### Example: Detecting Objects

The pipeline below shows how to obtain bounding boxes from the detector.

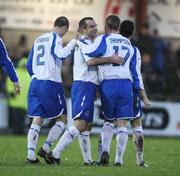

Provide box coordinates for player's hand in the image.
[142,97,150,108]
[13,82,21,95]
[74,27,82,39]
[111,54,124,64]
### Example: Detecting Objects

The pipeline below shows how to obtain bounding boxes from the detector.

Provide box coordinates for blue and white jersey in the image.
[131,46,144,90]
[80,33,135,82]
[27,32,76,83]
[0,38,18,82]
[74,37,98,84]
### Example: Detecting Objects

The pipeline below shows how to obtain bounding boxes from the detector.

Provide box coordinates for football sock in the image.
[53,126,80,159]
[78,131,92,163]
[115,127,128,164]
[101,122,114,153]
[42,121,65,152]
[133,126,144,164]
[27,124,41,160]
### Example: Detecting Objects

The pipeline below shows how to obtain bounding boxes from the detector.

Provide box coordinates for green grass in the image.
[0,135,179,176]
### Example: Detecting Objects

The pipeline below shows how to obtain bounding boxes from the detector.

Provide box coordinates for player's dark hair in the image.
[54,16,69,29]
[105,15,120,31]
[79,17,94,29]
[120,20,134,38]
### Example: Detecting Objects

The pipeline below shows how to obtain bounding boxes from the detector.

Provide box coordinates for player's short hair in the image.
[105,15,120,31]
[79,17,94,29]
[120,20,134,38]
[54,16,69,29]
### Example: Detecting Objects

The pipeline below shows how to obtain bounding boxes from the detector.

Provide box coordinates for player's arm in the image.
[78,35,124,66]
[86,54,124,66]
[0,39,20,95]
[51,33,76,60]
[26,45,34,77]
[139,89,150,108]
[130,47,144,90]
[131,47,150,108]
[79,34,108,58]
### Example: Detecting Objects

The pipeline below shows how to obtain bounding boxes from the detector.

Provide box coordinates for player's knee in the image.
[116,119,128,127]
[131,117,141,127]
[32,117,44,126]
[132,126,143,133]
[75,119,87,132]
[86,123,92,131]
[116,126,128,134]
[104,121,115,129]
[56,115,67,124]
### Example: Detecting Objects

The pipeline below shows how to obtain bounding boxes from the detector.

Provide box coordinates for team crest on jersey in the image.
[85,110,90,117]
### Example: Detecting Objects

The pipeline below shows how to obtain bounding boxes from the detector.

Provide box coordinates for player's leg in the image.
[76,81,97,165]
[114,79,133,166]
[40,115,67,153]
[78,123,94,165]
[38,115,67,162]
[114,119,128,166]
[49,119,87,163]
[130,118,148,167]
[100,121,114,160]
[27,117,43,163]
[98,80,116,165]
[36,80,68,163]
[27,79,45,164]
[96,121,114,165]
[47,81,96,164]
[131,90,148,167]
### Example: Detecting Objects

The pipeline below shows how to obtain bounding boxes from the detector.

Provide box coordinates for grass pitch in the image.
[0,135,179,176]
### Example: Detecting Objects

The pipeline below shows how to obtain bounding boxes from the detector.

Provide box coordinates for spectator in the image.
[135,22,154,58]
[6,57,30,134]
[9,34,29,67]
[151,29,167,77]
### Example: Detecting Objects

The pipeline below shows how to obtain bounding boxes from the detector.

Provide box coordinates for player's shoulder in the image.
[133,45,140,54]
[132,45,141,59]
[121,35,131,46]
[94,34,110,45]
[78,36,91,45]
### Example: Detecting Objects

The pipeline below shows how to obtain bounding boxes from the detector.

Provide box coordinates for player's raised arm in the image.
[51,33,76,61]
[78,34,108,58]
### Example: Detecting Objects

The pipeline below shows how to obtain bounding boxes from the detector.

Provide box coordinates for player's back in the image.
[99,33,134,81]
[85,33,134,82]
[30,32,63,82]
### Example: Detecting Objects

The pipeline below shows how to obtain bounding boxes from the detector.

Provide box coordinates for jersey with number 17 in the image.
[83,33,135,82]
[27,32,76,83]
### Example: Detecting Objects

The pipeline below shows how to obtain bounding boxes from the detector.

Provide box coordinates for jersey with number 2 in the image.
[27,32,75,83]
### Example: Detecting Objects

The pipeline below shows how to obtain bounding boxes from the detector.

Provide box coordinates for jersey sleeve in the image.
[81,34,109,58]
[0,38,18,82]
[51,33,76,60]
[130,47,144,90]
[26,45,34,77]
[77,39,93,62]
